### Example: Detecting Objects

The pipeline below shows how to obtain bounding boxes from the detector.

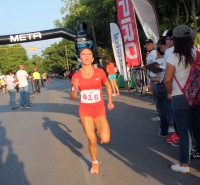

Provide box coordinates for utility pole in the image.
[65,45,69,71]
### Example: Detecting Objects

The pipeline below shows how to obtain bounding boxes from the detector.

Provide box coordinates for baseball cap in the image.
[144,39,153,44]
[162,30,168,37]
[171,24,191,39]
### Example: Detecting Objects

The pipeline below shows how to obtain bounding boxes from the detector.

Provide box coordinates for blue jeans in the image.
[19,85,30,107]
[28,79,35,94]
[8,89,16,108]
[151,81,160,117]
[171,95,200,164]
[155,83,168,135]
[167,99,174,127]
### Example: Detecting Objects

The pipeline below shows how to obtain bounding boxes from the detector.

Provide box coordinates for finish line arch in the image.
[0,22,94,57]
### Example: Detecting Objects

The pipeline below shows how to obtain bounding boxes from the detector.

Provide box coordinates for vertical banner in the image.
[116,0,142,67]
[110,23,128,81]
[130,0,160,44]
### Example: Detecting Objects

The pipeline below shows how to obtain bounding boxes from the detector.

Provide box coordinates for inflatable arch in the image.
[0,22,94,58]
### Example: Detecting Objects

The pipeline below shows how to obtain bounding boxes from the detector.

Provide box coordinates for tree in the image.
[0,45,28,74]
[41,39,78,75]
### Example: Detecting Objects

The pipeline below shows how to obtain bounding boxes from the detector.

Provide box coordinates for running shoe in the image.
[90,162,101,174]
[171,140,179,147]
[12,107,18,110]
[167,132,179,140]
[151,116,160,121]
[112,93,117,96]
[158,130,168,137]
[168,127,175,133]
[167,137,178,143]
[116,92,120,95]
[171,164,189,173]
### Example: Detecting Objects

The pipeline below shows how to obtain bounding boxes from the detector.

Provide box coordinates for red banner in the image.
[116,0,142,67]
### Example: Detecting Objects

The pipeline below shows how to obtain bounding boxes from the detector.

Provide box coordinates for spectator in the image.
[33,68,41,94]
[144,39,160,122]
[16,64,31,108]
[4,70,18,109]
[106,58,120,96]
[124,63,131,93]
[165,24,200,173]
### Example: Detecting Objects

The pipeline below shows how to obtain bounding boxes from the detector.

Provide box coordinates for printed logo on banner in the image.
[116,0,142,66]
[10,32,42,42]
[114,32,123,70]
[110,23,126,77]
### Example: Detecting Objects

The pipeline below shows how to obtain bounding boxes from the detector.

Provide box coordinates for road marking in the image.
[56,98,63,106]
[79,155,103,185]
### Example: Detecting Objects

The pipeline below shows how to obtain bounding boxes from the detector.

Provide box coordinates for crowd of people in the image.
[143,24,200,173]
[0,65,52,109]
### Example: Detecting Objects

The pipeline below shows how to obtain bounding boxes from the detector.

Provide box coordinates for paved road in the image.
[0,79,199,185]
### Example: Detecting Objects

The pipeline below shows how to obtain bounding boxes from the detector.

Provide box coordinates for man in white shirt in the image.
[16,64,31,108]
[144,39,160,121]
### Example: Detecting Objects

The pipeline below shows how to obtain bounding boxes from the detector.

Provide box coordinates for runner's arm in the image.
[104,80,112,103]
[70,78,79,100]
[70,87,78,100]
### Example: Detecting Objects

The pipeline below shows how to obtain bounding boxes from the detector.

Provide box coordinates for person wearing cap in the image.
[16,64,31,108]
[144,39,160,122]
[165,24,200,173]
[157,35,177,143]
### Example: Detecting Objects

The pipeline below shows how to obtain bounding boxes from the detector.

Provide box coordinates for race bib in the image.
[80,89,101,104]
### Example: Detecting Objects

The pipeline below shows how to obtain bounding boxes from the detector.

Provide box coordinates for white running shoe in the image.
[168,127,175,133]
[151,116,160,121]
[171,164,189,173]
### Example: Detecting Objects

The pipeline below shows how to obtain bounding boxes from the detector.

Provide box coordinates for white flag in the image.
[110,23,128,81]
[131,0,160,44]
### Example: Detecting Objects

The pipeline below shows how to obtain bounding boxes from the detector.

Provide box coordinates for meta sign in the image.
[10,32,42,43]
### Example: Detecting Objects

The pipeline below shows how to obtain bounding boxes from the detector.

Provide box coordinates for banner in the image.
[130,0,160,44]
[116,0,142,67]
[110,23,128,81]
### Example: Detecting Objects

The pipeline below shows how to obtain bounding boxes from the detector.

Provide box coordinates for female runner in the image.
[70,48,114,174]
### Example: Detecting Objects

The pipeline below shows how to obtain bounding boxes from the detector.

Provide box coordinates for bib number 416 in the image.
[81,90,101,104]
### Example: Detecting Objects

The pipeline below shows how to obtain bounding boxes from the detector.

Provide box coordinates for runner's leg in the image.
[94,116,110,144]
[113,79,119,92]
[110,79,115,94]
[81,116,97,161]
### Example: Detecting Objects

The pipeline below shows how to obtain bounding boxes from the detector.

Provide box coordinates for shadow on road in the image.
[0,121,30,185]
[98,100,200,184]
[42,117,91,169]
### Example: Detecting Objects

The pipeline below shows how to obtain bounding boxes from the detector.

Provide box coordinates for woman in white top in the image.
[4,70,18,109]
[165,24,200,173]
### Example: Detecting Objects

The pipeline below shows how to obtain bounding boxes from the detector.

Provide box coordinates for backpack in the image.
[174,50,200,106]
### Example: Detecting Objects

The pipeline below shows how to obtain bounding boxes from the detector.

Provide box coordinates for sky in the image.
[0,0,65,58]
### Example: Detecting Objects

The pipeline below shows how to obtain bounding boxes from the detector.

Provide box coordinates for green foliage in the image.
[41,39,78,75]
[0,45,28,74]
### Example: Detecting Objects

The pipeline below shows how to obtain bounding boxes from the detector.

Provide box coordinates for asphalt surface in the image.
[0,78,199,185]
